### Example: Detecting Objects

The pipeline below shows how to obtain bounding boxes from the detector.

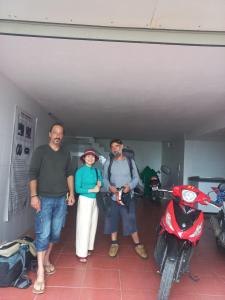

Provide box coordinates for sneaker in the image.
[108,244,119,257]
[134,244,148,259]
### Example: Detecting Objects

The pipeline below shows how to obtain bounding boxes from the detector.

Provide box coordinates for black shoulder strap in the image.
[108,156,114,183]
[94,168,98,183]
[107,156,133,183]
[127,157,133,179]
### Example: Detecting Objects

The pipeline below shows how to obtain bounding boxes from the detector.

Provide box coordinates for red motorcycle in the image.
[154,185,210,300]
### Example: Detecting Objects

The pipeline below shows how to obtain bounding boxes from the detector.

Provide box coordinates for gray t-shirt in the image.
[103,157,139,200]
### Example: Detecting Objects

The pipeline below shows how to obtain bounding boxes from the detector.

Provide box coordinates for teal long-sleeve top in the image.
[75,164,103,198]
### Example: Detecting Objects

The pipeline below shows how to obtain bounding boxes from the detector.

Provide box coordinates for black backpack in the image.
[0,237,37,289]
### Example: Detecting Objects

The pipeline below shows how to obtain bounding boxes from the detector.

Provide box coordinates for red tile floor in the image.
[1,198,225,300]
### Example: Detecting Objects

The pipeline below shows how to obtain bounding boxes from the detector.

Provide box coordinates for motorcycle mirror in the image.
[218,183,225,192]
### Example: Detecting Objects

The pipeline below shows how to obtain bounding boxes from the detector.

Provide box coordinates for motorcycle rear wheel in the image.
[157,258,176,300]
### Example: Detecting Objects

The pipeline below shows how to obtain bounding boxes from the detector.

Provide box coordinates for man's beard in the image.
[54,138,61,144]
[112,151,122,158]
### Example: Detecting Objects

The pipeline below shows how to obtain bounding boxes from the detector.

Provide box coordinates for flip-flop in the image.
[79,257,87,263]
[45,263,56,275]
[32,279,45,294]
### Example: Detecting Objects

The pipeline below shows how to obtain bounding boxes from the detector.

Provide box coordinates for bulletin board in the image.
[7,106,36,219]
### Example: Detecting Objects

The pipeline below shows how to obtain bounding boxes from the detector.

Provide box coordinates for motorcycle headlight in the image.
[165,212,174,231]
[189,224,203,238]
[182,189,197,203]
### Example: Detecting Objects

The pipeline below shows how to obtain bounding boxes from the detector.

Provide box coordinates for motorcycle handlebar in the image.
[158,189,172,193]
[158,188,212,207]
[207,202,223,212]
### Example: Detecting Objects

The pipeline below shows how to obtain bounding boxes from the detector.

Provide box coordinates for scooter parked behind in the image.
[154,185,210,300]
[210,183,225,249]
[149,174,162,202]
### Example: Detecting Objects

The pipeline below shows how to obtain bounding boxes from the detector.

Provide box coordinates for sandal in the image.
[79,257,87,263]
[32,279,45,294]
[44,263,56,275]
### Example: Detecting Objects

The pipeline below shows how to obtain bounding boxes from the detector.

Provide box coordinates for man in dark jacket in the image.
[29,123,75,294]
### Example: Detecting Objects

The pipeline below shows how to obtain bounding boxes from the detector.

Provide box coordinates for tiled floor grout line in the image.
[118,269,123,300]
[77,254,88,300]
[47,285,121,289]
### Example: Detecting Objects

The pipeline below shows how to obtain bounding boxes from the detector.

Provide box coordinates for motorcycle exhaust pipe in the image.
[210,216,221,237]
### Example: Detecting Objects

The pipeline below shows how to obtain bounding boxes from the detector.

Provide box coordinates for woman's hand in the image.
[97,180,102,188]
[89,185,100,193]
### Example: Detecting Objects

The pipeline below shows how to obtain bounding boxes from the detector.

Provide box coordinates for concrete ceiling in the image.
[0,0,225,141]
[0,34,225,140]
[1,0,225,31]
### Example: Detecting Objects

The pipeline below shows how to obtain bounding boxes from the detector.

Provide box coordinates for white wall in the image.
[183,140,225,184]
[0,73,52,243]
[96,138,162,173]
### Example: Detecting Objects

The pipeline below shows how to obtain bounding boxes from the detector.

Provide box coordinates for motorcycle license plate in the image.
[152,186,158,191]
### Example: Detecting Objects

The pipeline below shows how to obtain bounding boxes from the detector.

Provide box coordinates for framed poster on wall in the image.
[7,106,36,219]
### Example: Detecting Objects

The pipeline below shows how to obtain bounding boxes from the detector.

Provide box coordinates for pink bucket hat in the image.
[80,148,99,163]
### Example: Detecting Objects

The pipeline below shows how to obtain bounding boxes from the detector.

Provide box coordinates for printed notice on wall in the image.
[8,106,36,219]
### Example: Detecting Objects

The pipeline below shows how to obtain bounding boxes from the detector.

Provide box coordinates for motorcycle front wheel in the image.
[157,258,176,300]
[154,232,166,267]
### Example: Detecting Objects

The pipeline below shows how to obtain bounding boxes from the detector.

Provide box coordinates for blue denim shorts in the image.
[104,197,137,236]
[35,196,67,251]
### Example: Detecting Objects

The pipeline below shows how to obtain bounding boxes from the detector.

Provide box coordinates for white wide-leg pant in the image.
[76,195,99,258]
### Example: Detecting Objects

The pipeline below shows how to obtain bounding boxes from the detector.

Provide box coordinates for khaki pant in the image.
[76,195,98,258]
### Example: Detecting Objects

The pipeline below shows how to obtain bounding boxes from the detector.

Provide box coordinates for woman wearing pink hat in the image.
[75,149,103,262]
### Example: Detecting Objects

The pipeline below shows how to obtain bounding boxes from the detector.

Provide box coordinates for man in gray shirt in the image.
[29,123,75,294]
[103,139,148,259]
